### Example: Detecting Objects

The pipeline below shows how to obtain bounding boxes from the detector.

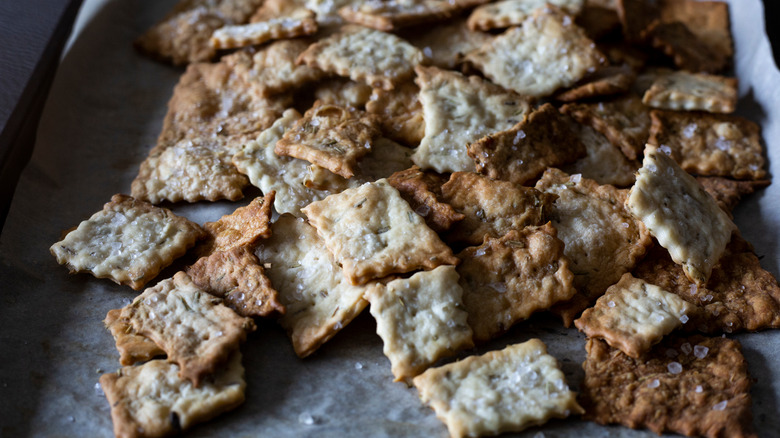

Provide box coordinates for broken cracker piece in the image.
[561,120,638,187]
[659,0,733,62]
[105,308,166,366]
[312,78,374,109]
[339,0,490,31]
[555,64,636,102]
[50,194,204,290]
[210,10,317,50]
[365,81,425,147]
[467,0,584,31]
[200,193,275,255]
[413,339,583,438]
[387,166,464,233]
[402,17,492,70]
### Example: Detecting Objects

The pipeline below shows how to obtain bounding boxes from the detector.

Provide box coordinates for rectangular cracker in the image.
[413,339,584,438]
[210,10,317,50]
[100,351,245,438]
[119,272,256,386]
[50,194,204,290]
[642,71,737,113]
[457,224,576,342]
[401,17,492,70]
[440,172,556,246]
[627,149,737,285]
[645,20,727,74]
[580,336,755,438]
[468,103,586,185]
[302,179,459,285]
[255,214,371,357]
[467,0,584,31]
[647,110,766,180]
[365,265,473,383]
[411,66,532,174]
[574,273,694,358]
[465,6,605,98]
[339,0,490,31]
[387,166,464,233]
[561,120,638,187]
[104,308,165,366]
[297,24,424,90]
[659,0,733,61]
[365,81,425,147]
[200,193,274,255]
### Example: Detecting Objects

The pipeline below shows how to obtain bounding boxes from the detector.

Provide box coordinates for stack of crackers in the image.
[49,0,779,436]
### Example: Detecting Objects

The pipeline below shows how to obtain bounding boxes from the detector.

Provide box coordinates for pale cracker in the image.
[365,265,473,383]
[104,308,165,366]
[210,10,317,50]
[561,121,638,187]
[402,17,492,70]
[554,64,636,102]
[134,5,225,66]
[627,149,737,286]
[440,172,556,246]
[50,194,204,290]
[411,65,531,174]
[465,7,605,98]
[387,166,464,233]
[100,351,245,438]
[275,101,381,179]
[250,0,313,22]
[302,179,459,285]
[339,0,490,31]
[365,81,425,146]
[312,78,374,109]
[468,103,587,185]
[457,224,577,342]
[467,0,584,31]
[119,272,256,386]
[303,0,356,25]
[200,193,274,255]
[574,273,694,358]
[256,214,371,357]
[413,339,584,438]
[297,24,424,90]
[647,110,766,180]
[186,247,285,318]
[642,71,737,113]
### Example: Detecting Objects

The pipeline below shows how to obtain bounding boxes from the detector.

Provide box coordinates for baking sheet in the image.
[0,0,778,436]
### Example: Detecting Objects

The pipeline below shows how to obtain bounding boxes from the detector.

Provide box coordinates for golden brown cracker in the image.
[386,166,464,233]
[134,6,222,66]
[201,193,274,255]
[561,121,638,187]
[467,0,584,31]
[659,0,733,61]
[696,176,770,214]
[555,64,636,102]
[615,0,659,43]
[645,20,727,73]
[210,9,317,50]
[104,308,166,366]
[365,81,425,147]
[576,4,621,40]
[642,71,737,113]
[312,78,374,109]
[339,0,490,31]
[402,17,492,70]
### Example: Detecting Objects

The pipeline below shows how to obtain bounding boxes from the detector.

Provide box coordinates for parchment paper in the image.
[0,1,778,436]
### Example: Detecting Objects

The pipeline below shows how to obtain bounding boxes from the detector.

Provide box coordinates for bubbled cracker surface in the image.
[105,309,165,367]
[210,10,317,50]
[467,0,584,31]
[642,71,737,113]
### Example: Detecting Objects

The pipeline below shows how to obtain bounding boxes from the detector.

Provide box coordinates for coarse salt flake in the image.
[647,379,660,388]
[713,400,728,411]
[667,361,683,374]
[693,345,709,359]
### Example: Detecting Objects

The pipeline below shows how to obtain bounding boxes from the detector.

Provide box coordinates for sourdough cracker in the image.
[561,121,638,187]
[365,81,425,146]
[312,78,374,108]
[645,20,727,74]
[119,272,256,386]
[659,0,733,61]
[467,0,584,31]
[642,71,737,113]
[105,309,165,366]
[696,176,770,214]
[457,224,576,342]
[413,339,583,438]
[256,214,371,357]
[302,179,458,285]
[366,266,473,383]
[210,9,317,50]
[402,17,492,70]
[387,166,464,233]
[576,3,621,40]
[339,0,490,31]
[200,193,274,254]
[554,64,636,102]
[411,66,531,173]
[100,351,246,438]
[615,0,659,43]
[50,194,204,290]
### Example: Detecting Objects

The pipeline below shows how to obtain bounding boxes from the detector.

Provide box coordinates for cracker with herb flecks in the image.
[411,66,532,174]
[297,24,424,90]
[468,103,586,185]
[339,0,490,31]
[467,0,584,31]
[105,309,166,366]
[644,20,727,74]
[365,81,424,146]
[465,6,605,98]
[561,93,650,160]
[555,64,636,102]
[387,166,464,233]
[187,247,285,318]
[119,272,256,386]
[210,9,317,50]
[535,169,652,325]
[50,194,204,290]
[696,177,770,214]
[100,351,246,438]
[302,179,459,285]
[628,149,737,286]
[561,121,638,187]
[366,265,473,383]
[659,0,733,61]
[256,214,372,357]
[402,17,492,70]
[574,273,694,358]
[441,172,556,246]
[580,336,755,438]
[413,339,584,438]
[647,110,765,180]
[312,78,374,109]
[275,101,381,179]
[457,224,576,342]
[200,193,274,255]
[642,71,737,113]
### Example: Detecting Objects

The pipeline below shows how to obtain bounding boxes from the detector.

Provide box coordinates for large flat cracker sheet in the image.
[0,0,778,436]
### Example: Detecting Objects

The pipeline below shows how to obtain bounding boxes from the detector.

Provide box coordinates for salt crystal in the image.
[355,362,363,370]
[693,345,709,359]
[680,343,692,355]
[607,301,616,308]
[94,382,104,397]
[702,293,713,302]
[690,283,698,295]
[334,321,343,330]
[647,379,660,388]
[68,416,75,422]
[646,163,658,173]
[423,46,433,58]
[298,412,316,425]
[658,144,672,155]
[513,130,526,145]
[667,361,683,374]
[682,123,697,138]
[679,314,689,324]
[570,174,582,183]
[695,385,703,393]
[713,400,728,411]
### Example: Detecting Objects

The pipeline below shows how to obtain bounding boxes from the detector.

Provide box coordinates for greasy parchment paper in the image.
[0,1,778,436]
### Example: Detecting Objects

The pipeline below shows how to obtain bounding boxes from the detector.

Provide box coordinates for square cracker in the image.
[467,0,584,31]
[659,0,733,60]
[200,193,274,255]
[50,194,204,290]
[297,24,424,90]
[696,176,770,214]
[100,351,246,438]
[210,9,318,50]
[440,172,556,246]
[535,169,652,324]
[387,166,464,233]
[457,224,576,342]
[365,265,473,383]
[627,149,737,286]
[339,0,490,31]
[413,338,584,438]
[647,110,766,180]
[561,120,638,187]
[465,6,605,98]
[119,272,256,386]
[104,308,165,366]
[186,247,285,318]
[302,179,459,285]
[255,214,372,358]
[641,71,737,113]
[574,273,694,358]
[365,81,425,147]
[274,101,382,179]
[468,103,586,185]
[580,336,756,438]
[401,17,492,70]
[644,20,727,74]
[411,66,532,174]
